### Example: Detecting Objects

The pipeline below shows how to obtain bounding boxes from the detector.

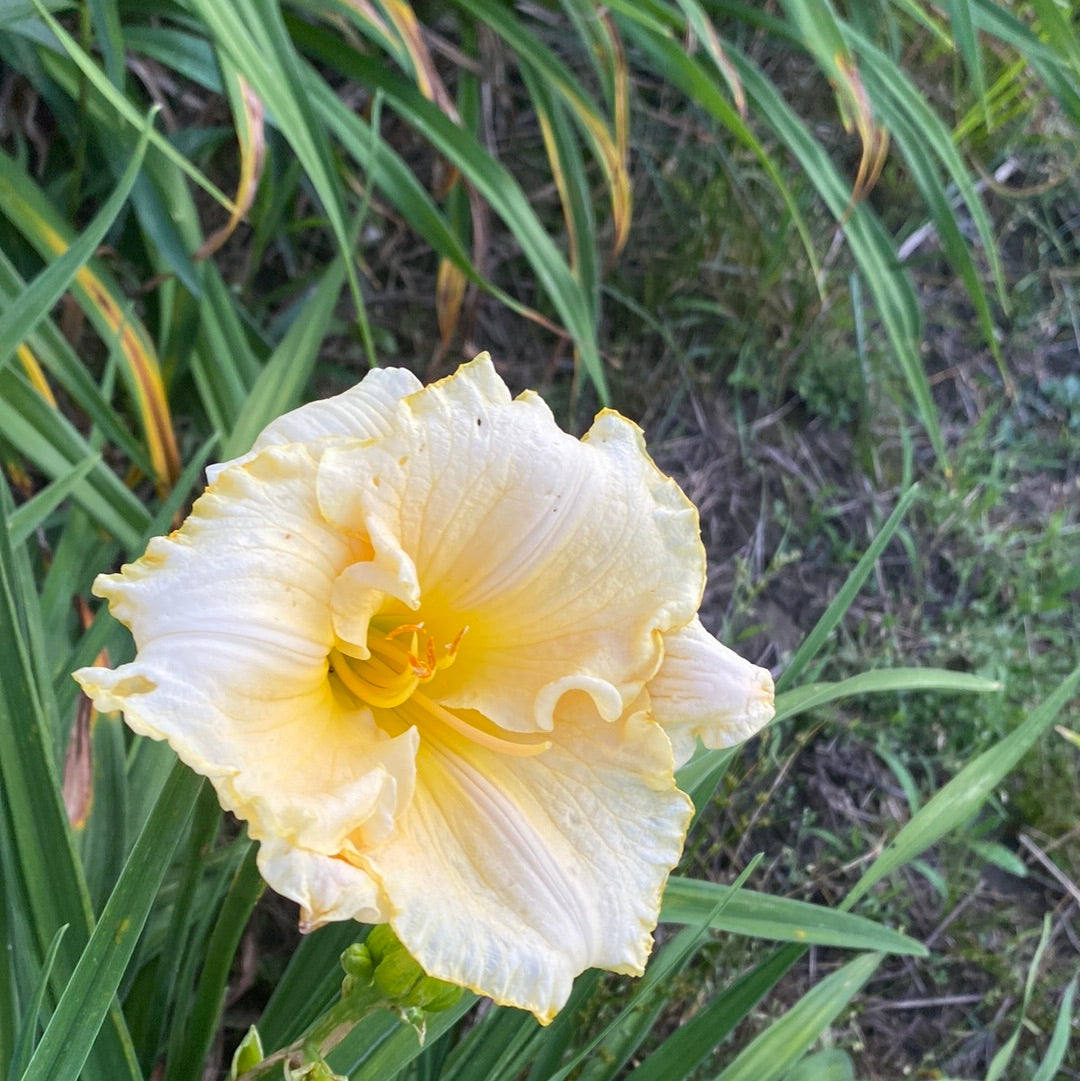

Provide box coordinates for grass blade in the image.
[846,663,1080,907]
[625,945,804,1081]
[612,6,823,293]
[970,0,1080,126]
[184,0,366,340]
[221,255,347,459]
[167,843,263,1081]
[722,43,944,469]
[520,63,600,318]
[1029,0,1080,73]
[0,367,148,550]
[290,17,606,399]
[18,762,202,1081]
[1031,976,1077,1081]
[0,149,180,488]
[0,476,141,1081]
[714,952,882,1081]
[0,248,153,476]
[849,28,1009,382]
[774,668,1001,722]
[452,0,631,257]
[678,745,739,826]
[777,485,918,691]
[677,665,997,828]
[946,0,988,125]
[6,925,66,1080]
[661,878,926,955]
[194,58,266,260]
[328,995,477,1079]
[985,915,1052,1081]
[0,110,152,372]
[7,455,100,546]
[542,862,766,1081]
[30,0,232,208]
[256,923,366,1052]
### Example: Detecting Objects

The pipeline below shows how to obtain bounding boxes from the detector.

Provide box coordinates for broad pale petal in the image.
[316,355,706,732]
[206,366,422,483]
[251,367,422,448]
[258,839,390,930]
[361,702,692,1023]
[74,443,418,853]
[649,619,775,769]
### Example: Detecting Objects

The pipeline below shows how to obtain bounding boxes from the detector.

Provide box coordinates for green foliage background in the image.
[0,1,1077,1079]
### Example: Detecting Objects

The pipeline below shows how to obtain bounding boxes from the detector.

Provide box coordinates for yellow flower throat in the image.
[330,622,549,758]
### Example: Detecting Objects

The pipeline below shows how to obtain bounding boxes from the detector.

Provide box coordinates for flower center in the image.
[332,623,463,709]
[330,622,550,758]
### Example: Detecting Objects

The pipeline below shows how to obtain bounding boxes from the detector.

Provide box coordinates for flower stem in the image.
[235,984,385,1081]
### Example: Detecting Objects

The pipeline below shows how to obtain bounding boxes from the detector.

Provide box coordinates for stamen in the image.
[437,625,469,671]
[333,620,546,758]
[330,648,417,709]
[407,692,551,758]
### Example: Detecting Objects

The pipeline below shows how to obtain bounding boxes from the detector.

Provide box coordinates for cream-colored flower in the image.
[75,355,774,1023]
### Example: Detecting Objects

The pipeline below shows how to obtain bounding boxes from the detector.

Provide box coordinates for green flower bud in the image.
[413,974,464,1013]
[229,1025,264,1079]
[372,947,425,1001]
[354,924,464,1013]
[340,943,373,982]
[364,924,400,964]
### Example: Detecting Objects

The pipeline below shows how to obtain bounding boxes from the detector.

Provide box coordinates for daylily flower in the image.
[75,355,774,1023]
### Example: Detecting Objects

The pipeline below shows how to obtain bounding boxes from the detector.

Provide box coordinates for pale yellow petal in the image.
[206,366,421,483]
[360,700,692,1023]
[74,442,418,854]
[316,355,706,733]
[649,618,775,769]
[257,839,390,931]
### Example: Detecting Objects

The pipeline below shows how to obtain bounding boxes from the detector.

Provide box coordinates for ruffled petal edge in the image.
[649,618,775,769]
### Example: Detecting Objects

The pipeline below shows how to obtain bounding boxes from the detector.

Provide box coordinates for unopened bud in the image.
[413,974,463,1013]
[372,946,424,1001]
[339,942,373,994]
[364,924,399,964]
[363,924,463,1012]
[229,1025,264,1078]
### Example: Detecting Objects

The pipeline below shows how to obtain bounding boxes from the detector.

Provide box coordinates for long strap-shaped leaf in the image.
[0,148,180,489]
[182,0,369,352]
[221,254,349,460]
[0,249,154,477]
[773,666,1001,722]
[604,3,823,295]
[660,878,925,955]
[17,763,202,1081]
[624,944,804,1081]
[0,110,153,373]
[451,0,632,257]
[845,661,1080,908]
[0,367,149,551]
[290,17,606,400]
[611,1,943,469]
[29,0,233,209]
[713,952,882,1081]
[0,479,142,1081]
[778,484,919,691]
